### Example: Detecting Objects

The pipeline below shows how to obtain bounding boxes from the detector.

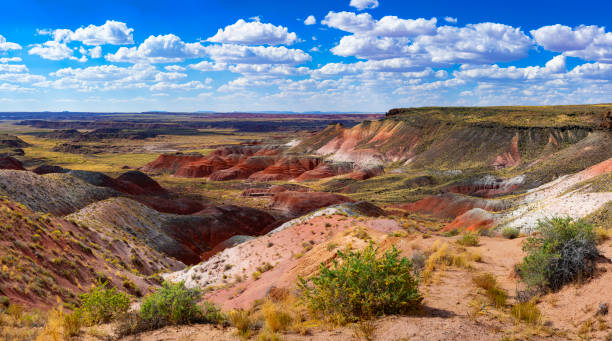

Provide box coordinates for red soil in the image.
[140,153,203,174]
[248,157,322,181]
[209,156,276,181]
[0,156,25,170]
[295,162,354,181]
[347,165,385,180]
[492,133,521,169]
[143,147,354,182]
[269,191,355,216]
[398,193,507,219]
[443,208,497,231]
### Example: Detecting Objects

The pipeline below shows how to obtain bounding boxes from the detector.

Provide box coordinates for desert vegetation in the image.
[518,217,601,293]
[298,244,422,324]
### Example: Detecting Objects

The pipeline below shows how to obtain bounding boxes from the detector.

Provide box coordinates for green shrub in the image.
[79,280,130,325]
[140,281,211,327]
[116,281,222,336]
[457,233,479,246]
[519,217,600,291]
[443,229,459,237]
[501,227,520,239]
[299,244,422,324]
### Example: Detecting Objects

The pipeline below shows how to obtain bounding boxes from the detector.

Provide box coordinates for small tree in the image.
[299,244,422,324]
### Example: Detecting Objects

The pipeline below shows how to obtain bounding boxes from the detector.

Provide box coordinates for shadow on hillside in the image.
[418,305,456,318]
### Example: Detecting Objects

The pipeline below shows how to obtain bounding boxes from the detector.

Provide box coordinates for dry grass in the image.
[511,299,541,325]
[422,241,472,284]
[262,301,293,332]
[228,309,254,339]
[472,273,507,308]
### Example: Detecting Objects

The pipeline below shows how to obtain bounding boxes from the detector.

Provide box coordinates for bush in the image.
[502,227,520,239]
[79,280,130,325]
[457,233,479,246]
[299,244,422,324]
[140,281,216,327]
[116,281,222,336]
[518,217,600,291]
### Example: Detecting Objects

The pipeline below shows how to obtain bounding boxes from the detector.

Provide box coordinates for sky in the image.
[0,0,611,112]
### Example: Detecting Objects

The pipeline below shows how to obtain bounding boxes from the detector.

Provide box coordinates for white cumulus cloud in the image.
[349,0,379,10]
[203,44,311,64]
[207,19,298,45]
[323,12,437,37]
[531,24,612,63]
[105,34,206,63]
[0,57,22,63]
[29,41,79,61]
[40,20,134,46]
[444,17,457,23]
[0,34,22,52]
[304,15,316,25]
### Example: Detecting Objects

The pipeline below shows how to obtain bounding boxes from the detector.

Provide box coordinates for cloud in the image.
[304,15,316,25]
[349,0,379,10]
[0,83,34,92]
[105,34,206,63]
[51,64,158,82]
[531,24,612,63]
[203,44,311,64]
[312,58,432,77]
[40,20,134,46]
[323,12,437,37]
[0,73,46,83]
[567,62,612,79]
[80,46,102,59]
[150,81,209,91]
[331,35,416,60]
[189,60,227,72]
[228,64,309,76]
[0,64,29,73]
[453,55,567,81]
[418,23,532,64]
[0,34,22,52]
[0,57,22,63]
[207,19,299,45]
[444,17,457,23]
[28,41,80,61]
[165,65,186,72]
[154,71,187,81]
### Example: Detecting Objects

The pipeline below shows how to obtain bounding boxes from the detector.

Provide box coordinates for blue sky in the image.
[0,0,611,112]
